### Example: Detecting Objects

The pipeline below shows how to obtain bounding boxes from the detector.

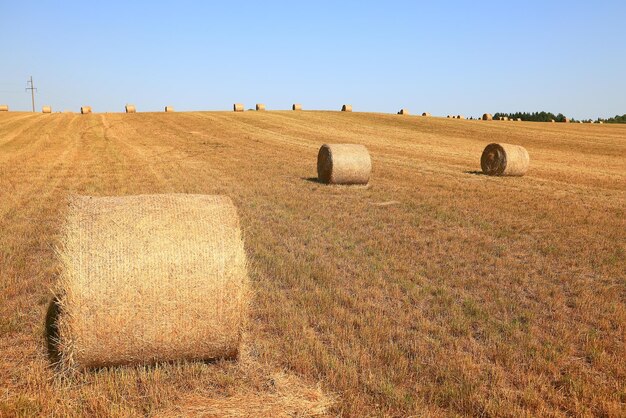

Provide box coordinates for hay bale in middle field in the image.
[233,103,244,112]
[457,115,466,120]
[42,106,52,114]
[292,104,302,111]
[342,104,352,112]
[481,143,529,176]
[317,144,371,185]
[482,113,493,120]
[125,104,136,113]
[80,106,92,114]
[51,194,249,370]
[0,105,8,112]
[256,103,266,111]
[165,106,174,112]
[422,112,431,117]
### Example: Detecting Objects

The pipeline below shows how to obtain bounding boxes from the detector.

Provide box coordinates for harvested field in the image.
[0,110,624,417]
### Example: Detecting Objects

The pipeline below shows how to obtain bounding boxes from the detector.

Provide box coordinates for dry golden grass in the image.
[0,111,624,417]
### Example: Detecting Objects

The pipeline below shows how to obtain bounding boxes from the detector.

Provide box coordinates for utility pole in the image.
[26,76,36,112]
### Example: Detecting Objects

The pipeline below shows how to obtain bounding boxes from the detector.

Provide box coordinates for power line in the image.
[26,76,37,112]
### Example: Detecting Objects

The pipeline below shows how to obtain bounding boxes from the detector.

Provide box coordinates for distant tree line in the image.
[493,111,568,122]
[492,111,626,123]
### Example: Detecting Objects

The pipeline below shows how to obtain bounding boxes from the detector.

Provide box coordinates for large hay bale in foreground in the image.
[80,106,92,114]
[317,144,371,185]
[233,103,244,112]
[482,113,493,121]
[342,104,352,112]
[480,143,529,176]
[125,104,136,113]
[256,103,266,111]
[292,104,302,111]
[42,106,52,114]
[0,105,8,112]
[53,194,249,370]
[165,106,174,112]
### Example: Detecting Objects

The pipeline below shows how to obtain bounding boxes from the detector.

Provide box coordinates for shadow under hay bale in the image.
[480,143,529,176]
[53,194,249,371]
[45,297,61,365]
[317,144,371,185]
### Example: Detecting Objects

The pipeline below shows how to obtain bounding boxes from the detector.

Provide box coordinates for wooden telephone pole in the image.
[26,76,36,112]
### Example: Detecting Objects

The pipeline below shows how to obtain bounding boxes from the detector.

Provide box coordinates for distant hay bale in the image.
[516,118,522,121]
[550,119,555,123]
[398,109,409,115]
[292,104,302,111]
[51,194,249,370]
[165,106,174,112]
[0,105,8,112]
[422,112,431,117]
[80,106,92,114]
[457,115,465,120]
[233,103,244,112]
[447,115,451,118]
[480,143,529,176]
[125,104,136,113]
[317,144,371,185]
[42,106,52,114]
[482,113,493,121]
[599,121,603,124]
[341,104,352,112]
[255,103,266,111]
[563,117,570,123]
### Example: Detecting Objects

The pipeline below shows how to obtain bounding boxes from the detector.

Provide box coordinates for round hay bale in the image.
[341,104,352,112]
[563,117,570,123]
[292,104,302,111]
[0,105,8,112]
[599,121,603,124]
[125,104,136,113]
[42,106,52,114]
[550,119,555,123]
[422,112,431,117]
[256,103,266,111]
[80,106,92,114]
[317,144,371,185]
[52,194,249,370]
[457,115,465,120]
[480,143,529,176]
[446,115,451,118]
[516,118,522,121]
[165,106,174,112]
[399,108,409,115]
[482,113,493,121]
[233,103,244,112]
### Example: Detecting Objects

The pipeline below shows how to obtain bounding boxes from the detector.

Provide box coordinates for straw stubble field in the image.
[0,111,624,417]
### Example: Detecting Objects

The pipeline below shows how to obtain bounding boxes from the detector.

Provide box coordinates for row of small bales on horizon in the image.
[0,102,597,181]
[0,103,604,124]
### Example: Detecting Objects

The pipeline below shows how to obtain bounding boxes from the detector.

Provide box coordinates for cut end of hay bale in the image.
[341,104,352,112]
[164,106,174,112]
[42,106,52,114]
[292,104,302,111]
[480,143,529,176]
[317,144,371,185]
[482,113,493,121]
[233,103,244,112]
[0,105,8,112]
[52,194,250,371]
[125,104,136,113]
[255,103,266,111]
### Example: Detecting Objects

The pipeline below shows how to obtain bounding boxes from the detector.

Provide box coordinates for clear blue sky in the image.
[1,1,625,119]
